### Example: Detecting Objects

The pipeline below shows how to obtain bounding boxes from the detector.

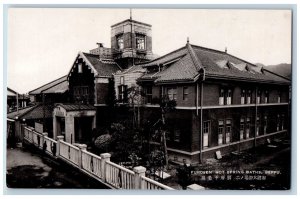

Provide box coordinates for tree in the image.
[110,123,140,163]
[152,95,177,168]
[126,85,144,129]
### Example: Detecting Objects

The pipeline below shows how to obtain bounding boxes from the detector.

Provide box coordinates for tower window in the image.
[117,35,124,50]
[136,34,146,50]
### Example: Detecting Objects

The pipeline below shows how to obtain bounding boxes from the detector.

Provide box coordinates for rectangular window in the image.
[257,90,261,104]
[78,63,82,73]
[226,89,232,105]
[218,120,224,145]
[281,114,285,130]
[219,89,225,105]
[145,86,152,104]
[203,121,210,148]
[225,119,232,143]
[241,89,245,104]
[278,91,281,103]
[246,117,251,139]
[256,117,260,136]
[263,116,267,134]
[118,85,128,103]
[277,114,280,131]
[167,87,177,101]
[265,91,269,103]
[247,90,252,104]
[120,76,125,85]
[136,34,146,50]
[183,87,188,101]
[174,130,180,142]
[240,118,245,140]
[117,35,124,50]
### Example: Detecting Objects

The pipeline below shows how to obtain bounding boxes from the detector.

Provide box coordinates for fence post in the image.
[77,144,87,169]
[133,166,146,189]
[41,132,48,149]
[21,124,25,142]
[100,153,111,182]
[56,135,64,157]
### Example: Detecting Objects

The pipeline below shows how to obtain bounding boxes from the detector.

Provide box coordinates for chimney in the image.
[225,47,227,53]
[97,43,104,48]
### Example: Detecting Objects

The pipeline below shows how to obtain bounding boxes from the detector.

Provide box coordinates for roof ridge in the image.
[262,68,291,81]
[136,46,187,66]
[186,43,202,71]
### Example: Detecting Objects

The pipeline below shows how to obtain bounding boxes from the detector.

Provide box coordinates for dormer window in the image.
[136,34,146,50]
[117,35,124,50]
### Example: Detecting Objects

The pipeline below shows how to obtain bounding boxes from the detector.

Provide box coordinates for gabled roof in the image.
[138,43,290,85]
[82,53,121,77]
[67,52,121,79]
[29,75,68,95]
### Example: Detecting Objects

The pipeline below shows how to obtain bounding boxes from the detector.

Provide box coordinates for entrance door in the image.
[75,116,93,144]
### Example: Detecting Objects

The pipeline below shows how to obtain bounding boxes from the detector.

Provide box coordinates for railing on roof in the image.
[21,124,174,190]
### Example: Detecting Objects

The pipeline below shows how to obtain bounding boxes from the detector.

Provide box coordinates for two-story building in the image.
[135,41,290,164]
[25,17,291,164]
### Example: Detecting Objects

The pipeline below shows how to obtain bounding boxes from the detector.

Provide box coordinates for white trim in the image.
[178,103,288,110]
[94,104,107,107]
[151,130,287,156]
[95,77,109,84]
[144,104,160,108]
[79,52,99,76]
[7,118,15,122]
[202,130,287,152]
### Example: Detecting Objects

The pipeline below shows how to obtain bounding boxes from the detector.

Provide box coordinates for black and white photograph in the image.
[5,7,293,192]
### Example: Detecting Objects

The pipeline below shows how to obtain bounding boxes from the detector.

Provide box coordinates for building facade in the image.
[24,17,290,164]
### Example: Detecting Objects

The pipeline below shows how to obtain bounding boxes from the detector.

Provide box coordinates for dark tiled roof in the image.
[138,43,290,85]
[192,45,290,84]
[138,47,187,68]
[22,104,54,119]
[7,87,17,96]
[29,76,68,95]
[82,53,121,77]
[154,53,199,83]
[7,104,53,120]
[57,103,96,111]
[7,106,36,119]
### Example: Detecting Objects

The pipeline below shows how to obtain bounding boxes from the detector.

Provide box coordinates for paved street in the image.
[6,146,109,189]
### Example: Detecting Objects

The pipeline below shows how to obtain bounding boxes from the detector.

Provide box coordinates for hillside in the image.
[256,63,291,79]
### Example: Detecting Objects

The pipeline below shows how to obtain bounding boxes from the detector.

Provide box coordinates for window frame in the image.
[183,86,189,101]
[136,34,146,50]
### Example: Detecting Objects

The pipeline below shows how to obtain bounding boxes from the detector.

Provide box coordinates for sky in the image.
[7,8,292,94]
